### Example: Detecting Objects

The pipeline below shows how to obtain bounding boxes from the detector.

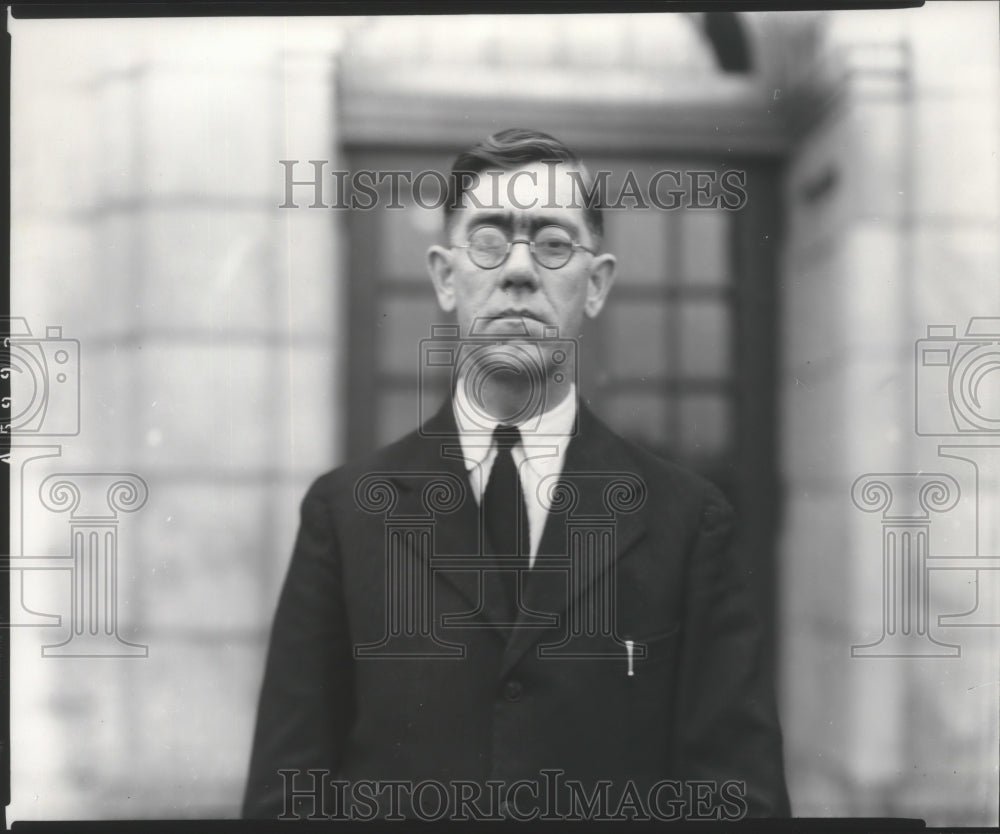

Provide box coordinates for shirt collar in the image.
[452,380,578,472]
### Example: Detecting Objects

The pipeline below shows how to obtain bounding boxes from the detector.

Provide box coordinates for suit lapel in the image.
[503,405,647,675]
[380,402,480,613]
[380,400,649,662]
[383,400,514,639]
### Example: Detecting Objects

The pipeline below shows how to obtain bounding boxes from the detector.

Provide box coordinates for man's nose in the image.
[499,239,539,289]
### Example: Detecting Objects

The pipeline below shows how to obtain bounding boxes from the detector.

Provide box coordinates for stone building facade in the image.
[9,7,998,823]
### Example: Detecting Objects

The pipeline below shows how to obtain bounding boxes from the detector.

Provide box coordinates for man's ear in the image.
[427,244,456,313]
[584,253,617,319]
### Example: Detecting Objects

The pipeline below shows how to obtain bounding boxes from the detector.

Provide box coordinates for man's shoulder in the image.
[579,408,733,532]
[300,424,444,506]
[615,429,725,502]
[301,406,731,529]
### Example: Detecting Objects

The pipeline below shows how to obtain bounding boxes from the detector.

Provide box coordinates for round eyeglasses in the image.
[455,225,596,270]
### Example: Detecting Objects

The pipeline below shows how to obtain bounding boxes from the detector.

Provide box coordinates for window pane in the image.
[678,300,730,379]
[678,394,730,456]
[604,207,670,287]
[604,391,669,448]
[378,388,430,446]
[379,193,441,282]
[605,300,670,379]
[679,209,730,286]
[376,295,443,376]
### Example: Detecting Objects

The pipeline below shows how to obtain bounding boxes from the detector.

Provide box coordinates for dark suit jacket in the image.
[243,401,789,819]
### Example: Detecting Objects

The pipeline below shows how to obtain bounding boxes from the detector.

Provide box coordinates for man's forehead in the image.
[459,161,588,222]
[464,161,583,199]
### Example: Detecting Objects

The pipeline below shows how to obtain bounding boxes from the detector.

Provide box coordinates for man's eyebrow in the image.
[463,211,582,236]
[465,211,513,229]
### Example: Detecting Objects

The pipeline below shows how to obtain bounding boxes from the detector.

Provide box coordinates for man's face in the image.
[427,162,617,347]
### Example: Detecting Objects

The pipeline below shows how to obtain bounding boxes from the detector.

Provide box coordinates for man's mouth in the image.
[492,310,544,323]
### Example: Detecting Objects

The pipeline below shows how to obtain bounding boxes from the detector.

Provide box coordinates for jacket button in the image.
[503,681,523,702]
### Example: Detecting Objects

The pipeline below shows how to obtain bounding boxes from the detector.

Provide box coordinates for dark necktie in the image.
[484,424,530,609]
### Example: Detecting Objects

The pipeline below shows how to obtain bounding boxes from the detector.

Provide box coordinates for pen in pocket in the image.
[625,639,634,677]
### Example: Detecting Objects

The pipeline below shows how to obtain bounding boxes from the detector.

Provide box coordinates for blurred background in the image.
[9,5,999,824]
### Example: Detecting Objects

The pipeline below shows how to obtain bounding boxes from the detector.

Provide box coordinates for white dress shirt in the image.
[452,382,577,568]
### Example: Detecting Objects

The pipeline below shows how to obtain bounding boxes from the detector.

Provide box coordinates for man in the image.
[244,128,789,820]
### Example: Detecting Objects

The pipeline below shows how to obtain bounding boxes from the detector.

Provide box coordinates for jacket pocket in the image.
[626,623,681,674]
[621,624,681,763]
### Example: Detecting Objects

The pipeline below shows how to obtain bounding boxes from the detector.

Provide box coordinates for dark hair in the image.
[443,128,604,244]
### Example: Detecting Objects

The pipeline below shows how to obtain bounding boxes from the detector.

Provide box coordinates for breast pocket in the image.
[627,624,681,675]
[621,624,681,763]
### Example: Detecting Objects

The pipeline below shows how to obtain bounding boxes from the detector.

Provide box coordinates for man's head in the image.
[442,128,605,248]
[427,128,617,349]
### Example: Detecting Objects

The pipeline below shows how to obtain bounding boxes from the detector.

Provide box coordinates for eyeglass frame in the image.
[452,224,598,270]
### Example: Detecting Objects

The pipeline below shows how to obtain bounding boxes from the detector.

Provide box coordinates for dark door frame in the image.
[338,82,787,669]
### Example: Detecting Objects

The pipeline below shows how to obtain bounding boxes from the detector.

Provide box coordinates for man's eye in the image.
[535,236,572,253]
[472,234,506,253]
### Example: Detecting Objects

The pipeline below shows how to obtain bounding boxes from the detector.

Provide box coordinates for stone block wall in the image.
[776,4,999,824]
[10,18,350,818]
